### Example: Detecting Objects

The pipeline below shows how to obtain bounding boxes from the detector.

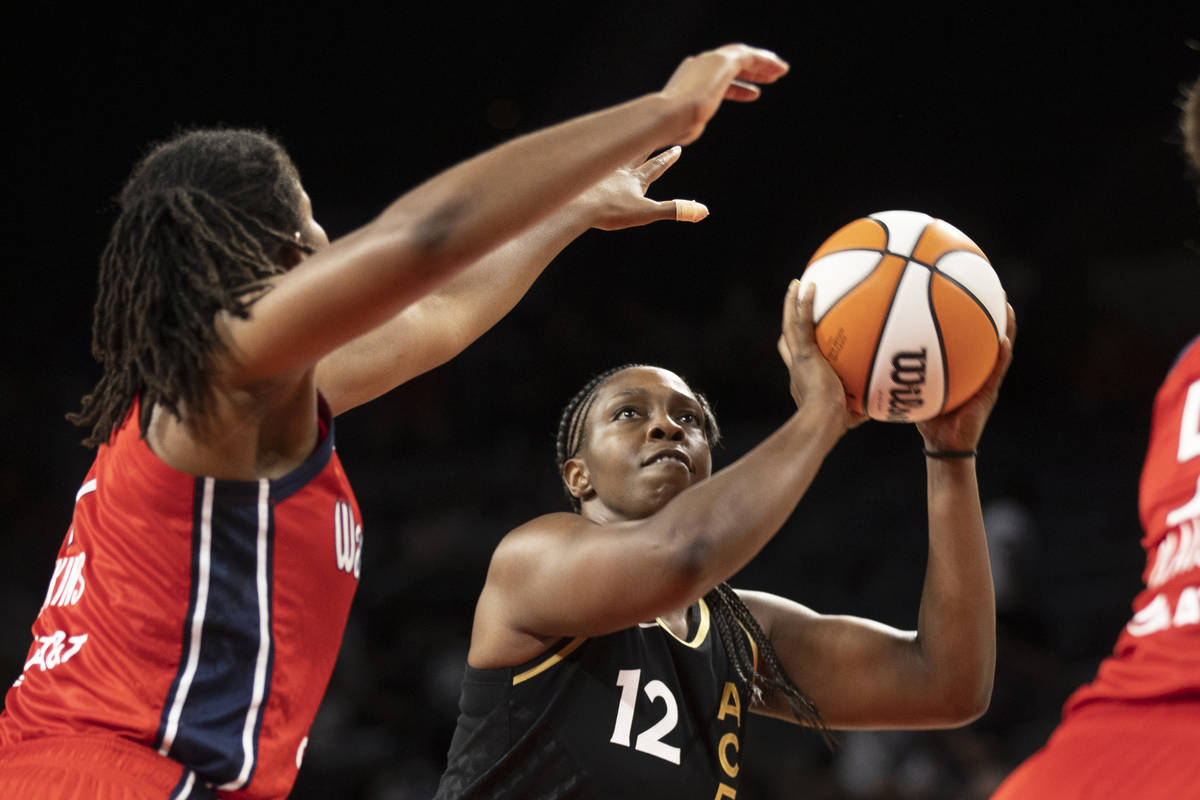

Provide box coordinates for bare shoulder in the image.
[487,512,593,579]
[470,512,592,668]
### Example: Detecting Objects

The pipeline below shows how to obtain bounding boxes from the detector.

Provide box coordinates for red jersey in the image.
[1065,334,1200,712]
[0,397,364,799]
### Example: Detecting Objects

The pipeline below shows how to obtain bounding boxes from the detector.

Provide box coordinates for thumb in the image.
[673,199,709,223]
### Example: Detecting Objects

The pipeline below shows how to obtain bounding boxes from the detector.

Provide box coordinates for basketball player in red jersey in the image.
[435,282,1016,798]
[0,44,790,800]
[990,76,1200,800]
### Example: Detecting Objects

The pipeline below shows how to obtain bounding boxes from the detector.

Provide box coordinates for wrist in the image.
[923,448,977,460]
[648,90,702,145]
[791,402,847,450]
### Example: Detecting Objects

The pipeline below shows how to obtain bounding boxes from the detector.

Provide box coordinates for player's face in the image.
[573,367,713,521]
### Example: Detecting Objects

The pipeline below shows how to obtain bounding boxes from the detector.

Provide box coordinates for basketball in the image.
[797,210,1006,423]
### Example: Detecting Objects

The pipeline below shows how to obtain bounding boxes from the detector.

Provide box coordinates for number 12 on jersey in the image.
[610,669,682,765]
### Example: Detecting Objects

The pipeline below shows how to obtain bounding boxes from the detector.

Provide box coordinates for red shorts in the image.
[0,735,214,799]
[991,700,1200,799]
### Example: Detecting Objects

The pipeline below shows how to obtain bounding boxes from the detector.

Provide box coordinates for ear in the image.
[562,458,594,501]
[274,241,305,270]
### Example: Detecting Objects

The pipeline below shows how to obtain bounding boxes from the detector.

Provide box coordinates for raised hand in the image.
[577,146,709,231]
[917,302,1017,452]
[660,44,790,145]
[778,280,866,431]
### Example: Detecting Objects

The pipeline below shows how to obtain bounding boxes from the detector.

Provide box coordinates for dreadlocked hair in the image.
[68,129,309,447]
[553,366,835,746]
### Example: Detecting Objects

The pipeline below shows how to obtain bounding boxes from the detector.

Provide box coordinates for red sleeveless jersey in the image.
[1065,335,1200,712]
[0,397,364,799]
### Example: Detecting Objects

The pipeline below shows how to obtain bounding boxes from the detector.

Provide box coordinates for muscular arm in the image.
[486,405,846,639]
[315,149,694,416]
[741,306,1016,730]
[214,45,787,395]
[471,282,857,666]
[739,457,994,729]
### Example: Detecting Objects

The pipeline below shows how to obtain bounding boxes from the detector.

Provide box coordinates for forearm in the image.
[316,206,590,414]
[223,95,687,386]
[426,200,592,349]
[377,93,684,271]
[913,455,995,720]
[656,406,845,594]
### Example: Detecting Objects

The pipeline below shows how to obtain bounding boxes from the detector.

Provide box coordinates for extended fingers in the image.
[724,79,762,103]
[715,43,790,84]
[993,303,1017,379]
[637,146,682,186]
[781,280,815,360]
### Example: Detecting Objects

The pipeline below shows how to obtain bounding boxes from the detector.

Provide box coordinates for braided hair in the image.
[554,366,834,745]
[68,129,311,447]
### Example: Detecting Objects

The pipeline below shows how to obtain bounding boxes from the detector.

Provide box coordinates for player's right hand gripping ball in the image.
[797,210,1006,422]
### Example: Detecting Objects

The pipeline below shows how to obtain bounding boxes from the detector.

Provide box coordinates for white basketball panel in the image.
[866,262,946,422]
[868,210,932,258]
[798,250,884,322]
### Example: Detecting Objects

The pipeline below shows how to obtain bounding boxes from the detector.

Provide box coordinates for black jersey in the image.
[435,598,752,799]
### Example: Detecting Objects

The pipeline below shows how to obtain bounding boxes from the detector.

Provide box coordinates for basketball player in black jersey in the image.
[435,283,1016,798]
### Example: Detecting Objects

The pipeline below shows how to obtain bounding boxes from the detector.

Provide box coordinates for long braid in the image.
[68,129,307,447]
[554,366,831,743]
[705,582,836,748]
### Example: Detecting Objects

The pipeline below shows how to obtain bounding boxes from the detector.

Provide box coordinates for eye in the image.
[613,406,641,420]
[676,410,702,426]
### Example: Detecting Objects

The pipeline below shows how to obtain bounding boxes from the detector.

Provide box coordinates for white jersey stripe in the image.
[171,770,196,799]
[75,478,97,503]
[159,477,215,757]
[223,479,273,790]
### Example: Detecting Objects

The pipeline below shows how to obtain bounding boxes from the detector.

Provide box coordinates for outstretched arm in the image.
[215,45,786,394]
[316,148,705,415]
[741,304,1016,730]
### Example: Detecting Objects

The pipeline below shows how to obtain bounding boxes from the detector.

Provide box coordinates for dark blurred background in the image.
[4,4,1199,798]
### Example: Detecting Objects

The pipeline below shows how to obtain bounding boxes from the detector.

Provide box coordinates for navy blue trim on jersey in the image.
[153,474,277,790]
[169,767,218,799]
[155,476,276,787]
[273,395,336,503]
[151,393,338,790]
[1170,335,1200,372]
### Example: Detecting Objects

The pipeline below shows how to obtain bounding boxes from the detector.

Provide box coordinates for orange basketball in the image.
[797,210,1006,422]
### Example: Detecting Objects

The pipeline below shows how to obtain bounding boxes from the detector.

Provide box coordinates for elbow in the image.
[408,196,472,262]
[946,680,993,727]
[372,196,476,287]
[929,669,994,728]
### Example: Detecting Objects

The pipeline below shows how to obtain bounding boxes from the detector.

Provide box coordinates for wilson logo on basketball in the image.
[886,349,928,421]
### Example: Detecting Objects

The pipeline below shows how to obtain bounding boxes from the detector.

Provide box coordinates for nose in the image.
[648,411,684,441]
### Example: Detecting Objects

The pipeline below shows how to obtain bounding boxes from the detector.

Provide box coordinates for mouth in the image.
[641,449,693,472]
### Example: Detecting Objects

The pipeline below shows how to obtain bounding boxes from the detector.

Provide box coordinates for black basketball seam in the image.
[807,249,886,329]
[862,258,909,418]
[929,253,1001,339]
[926,270,950,418]
[903,222,950,420]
